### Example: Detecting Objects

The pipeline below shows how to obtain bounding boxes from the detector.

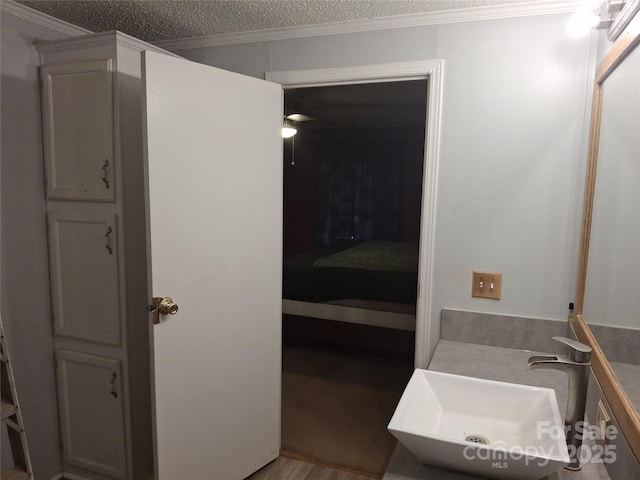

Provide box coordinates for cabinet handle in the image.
[101,159,110,189]
[104,226,113,255]
[110,371,118,398]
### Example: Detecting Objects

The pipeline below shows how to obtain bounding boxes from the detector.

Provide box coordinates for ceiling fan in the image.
[281,112,316,166]
[284,113,314,122]
[281,112,315,138]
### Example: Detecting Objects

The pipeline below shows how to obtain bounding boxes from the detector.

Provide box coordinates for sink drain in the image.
[465,434,489,445]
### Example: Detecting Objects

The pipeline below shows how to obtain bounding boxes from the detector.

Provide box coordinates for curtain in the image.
[313,137,404,246]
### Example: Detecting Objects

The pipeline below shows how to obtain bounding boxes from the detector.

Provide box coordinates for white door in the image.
[142,51,283,480]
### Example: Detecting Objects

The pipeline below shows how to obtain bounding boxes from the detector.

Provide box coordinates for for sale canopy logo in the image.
[462,421,618,469]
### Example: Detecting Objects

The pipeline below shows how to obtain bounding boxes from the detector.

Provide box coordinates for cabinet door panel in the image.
[57,350,127,478]
[48,210,121,345]
[41,60,115,201]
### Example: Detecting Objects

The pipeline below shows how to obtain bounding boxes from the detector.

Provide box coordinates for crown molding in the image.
[153,0,585,51]
[3,0,587,52]
[34,30,178,58]
[1,0,91,37]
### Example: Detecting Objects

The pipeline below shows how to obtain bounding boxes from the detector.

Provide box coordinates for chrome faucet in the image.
[528,336,592,471]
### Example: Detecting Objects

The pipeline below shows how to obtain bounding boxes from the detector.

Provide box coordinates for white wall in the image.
[430,15,593,355]
[0,8,85,479]
[177,12,595,361]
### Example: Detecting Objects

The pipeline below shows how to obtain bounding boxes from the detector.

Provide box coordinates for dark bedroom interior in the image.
[280,79,429,476]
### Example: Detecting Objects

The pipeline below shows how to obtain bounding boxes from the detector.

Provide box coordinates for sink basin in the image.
[388,370,570,479]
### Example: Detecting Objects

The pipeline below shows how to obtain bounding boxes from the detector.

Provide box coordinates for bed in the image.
[282,241,418,331]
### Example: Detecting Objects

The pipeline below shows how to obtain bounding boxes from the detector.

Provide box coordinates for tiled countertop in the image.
[382,340,611,480]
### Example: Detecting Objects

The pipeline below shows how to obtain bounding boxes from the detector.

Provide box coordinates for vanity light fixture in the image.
[567,0,629,37]
[596,0,626,29]
[567,9,601,37]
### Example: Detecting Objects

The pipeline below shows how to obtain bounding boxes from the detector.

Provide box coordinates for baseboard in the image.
[283,299,416,331]
[51,470,154,479]
[60,473,91,480]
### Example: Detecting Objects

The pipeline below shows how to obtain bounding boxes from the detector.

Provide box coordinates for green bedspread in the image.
[313,241,418,272]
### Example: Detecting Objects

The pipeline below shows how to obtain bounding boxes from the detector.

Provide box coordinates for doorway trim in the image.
[267,60,444,368]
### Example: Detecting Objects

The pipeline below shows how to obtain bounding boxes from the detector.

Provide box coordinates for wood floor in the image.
[247,341,413,480]
[281,343,412,476]
[247,455,377,480]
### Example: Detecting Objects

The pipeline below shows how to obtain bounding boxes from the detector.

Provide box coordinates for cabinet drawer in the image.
[48,210,121,345]
[41,59,115,201]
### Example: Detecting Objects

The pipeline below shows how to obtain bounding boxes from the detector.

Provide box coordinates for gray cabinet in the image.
[37,32,160,480]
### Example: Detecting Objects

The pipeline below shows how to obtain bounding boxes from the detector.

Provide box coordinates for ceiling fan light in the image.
[282,119,297,138]
[282,126,297,138]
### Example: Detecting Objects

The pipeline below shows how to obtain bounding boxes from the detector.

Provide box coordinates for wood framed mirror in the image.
[575,12,640,462]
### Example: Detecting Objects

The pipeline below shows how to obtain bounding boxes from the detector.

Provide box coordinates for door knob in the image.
[158,297,178,315]
[150,297,179,324]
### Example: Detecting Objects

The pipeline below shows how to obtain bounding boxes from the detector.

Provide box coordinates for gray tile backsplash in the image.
[587,323,640,365]
[440,309,569,352]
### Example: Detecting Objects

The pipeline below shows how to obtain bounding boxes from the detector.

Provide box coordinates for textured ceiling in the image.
[17,0,525,42]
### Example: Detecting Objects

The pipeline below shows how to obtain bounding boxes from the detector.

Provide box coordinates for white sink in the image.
[388,370,570,479]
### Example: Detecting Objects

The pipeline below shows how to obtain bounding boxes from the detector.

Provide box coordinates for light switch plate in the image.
[472,271,502,300]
